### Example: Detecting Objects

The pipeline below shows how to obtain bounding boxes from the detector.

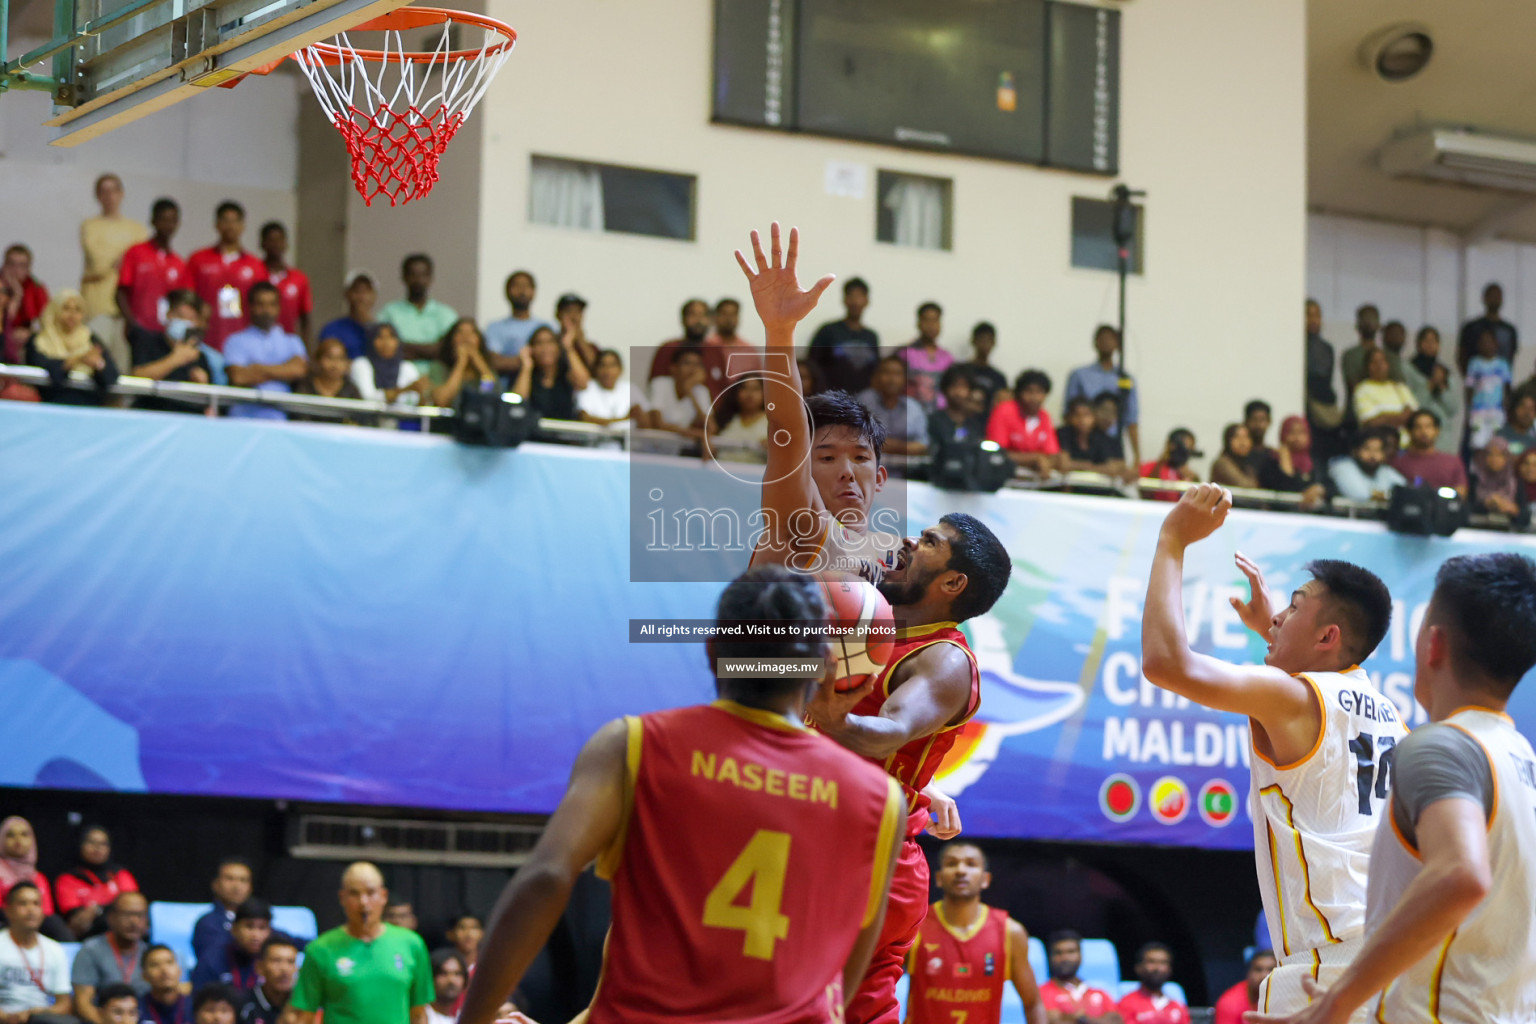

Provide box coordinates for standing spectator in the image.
[856,354,928,455]
[224,283,307,421]
[577,349,644,427]
[512,325,590,422]
[1457,281,1518,374]
[1465,326,1514,450]
[238,936,298,1024]
[0,818,56,920]
[1116,943,1188,1024]
[116,199,188,335]
[191,983,239,1024]
[929,366,987,451]
[191,899,270,991]
[1241,400,1273,475]
[70,892,150,1020]
[1380,318,1411,366]
[26,290,118,404]
[807,277,878,394]
[379,255,458,374]
[1141,428,1202,499]
[425,951,465,1024]
[79,173,148,326]
[1394,411,1469,495]
[0,882,73,1022]
[1209,424,1259,488]
[645,346,711,439]
[1402,326,1461,452]
[646,299,713,385]
[483,270,552,375]
[1305,298,1342,435]
[129,290,212,410]
[94,984,140,1024]
[258,222,312,346]
[1471,437,1529,522]
[1497,392,1536,455]
[139,943,192,1023]
[187,202,267,353]
[429,319,500,410]
[383,901,418,933]
[1,245,49,363]
[1328,430,1406,502]
[1341,304,1403,411]
[191,858,253,969]
[554,293,597,370]
[898,301,953,413]
[444,914,482,973]
[55,826,138,941]
[317,272,376,360]
[703,297,758,390]
[1065,324,1140,466]
[986,369,1058,474]
[959,322,1008,412]
[350,324,428,413]
[1258,416,1328,509]
[1353,347,1418,446]
[1518,449,1536,505]
[1038,930,1120,1024]
[291,338,364,419]
[1056,396,1126,477]
[286,862,433,1024]
[1212,949,1274,1024]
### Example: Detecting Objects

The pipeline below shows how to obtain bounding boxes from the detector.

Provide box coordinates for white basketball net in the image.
[293,19,513,206]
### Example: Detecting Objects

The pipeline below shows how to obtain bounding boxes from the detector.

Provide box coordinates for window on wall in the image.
[876,171,953,251]
[1071,195,1143,274]
[529,156,697,241]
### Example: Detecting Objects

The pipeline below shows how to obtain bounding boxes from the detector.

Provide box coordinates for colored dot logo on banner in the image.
[1149,776,1190,825]
[1198,779,1239,827]
[1099,773,1141,823]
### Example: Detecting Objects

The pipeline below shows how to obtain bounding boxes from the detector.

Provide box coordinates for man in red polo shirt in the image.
[986,369,1060,475]
[1039,931,1122,1024]
[2,244,49,362]
[188,201,267,352]
[259,221,312,347]
[1117,944,1188,1024]
[117,198,189,334]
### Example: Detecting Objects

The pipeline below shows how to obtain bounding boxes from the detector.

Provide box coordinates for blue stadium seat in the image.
[1028,935,1046,986]
[58,942,81,975]
[272,905,319,942]
[149,901,207,969]
[1079,938,1121,992]
[1117,980,1188,1004]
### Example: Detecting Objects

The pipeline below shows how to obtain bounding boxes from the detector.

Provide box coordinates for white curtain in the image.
[884,176,945,250]
[530,159,605,231]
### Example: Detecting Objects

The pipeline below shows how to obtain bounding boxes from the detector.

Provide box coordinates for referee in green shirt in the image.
[286,862,434,1024]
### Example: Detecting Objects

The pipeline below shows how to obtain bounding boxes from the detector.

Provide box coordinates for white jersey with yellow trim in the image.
[1368,707,1536,1024]
[1251,667,1407,1017]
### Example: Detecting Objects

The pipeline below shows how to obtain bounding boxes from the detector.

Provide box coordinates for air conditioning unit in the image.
[289,813,543,867]
[1379,128,1536,193]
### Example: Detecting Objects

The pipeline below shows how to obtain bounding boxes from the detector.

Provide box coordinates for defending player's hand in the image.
[734,222,835,333]
[924,783,962,839]
[1242,975,1348,1024]
[806,664,875,732]
[1159,483,1233,549]
[1229,550,1277,638]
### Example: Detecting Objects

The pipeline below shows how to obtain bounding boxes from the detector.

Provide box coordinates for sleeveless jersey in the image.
[590,701,905,1024]
[1251,667,1407,968]
[1368,707,1536,1024]
[750,514,894,584]
[905,902,1010,1024]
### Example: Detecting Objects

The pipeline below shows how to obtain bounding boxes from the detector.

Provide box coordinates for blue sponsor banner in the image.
[1,404,1533,849]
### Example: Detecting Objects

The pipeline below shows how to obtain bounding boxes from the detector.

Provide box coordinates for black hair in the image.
[972,321,996,338]
[259,934,300,959]
[1136,941,1172,963]
[143,943,178,965]
[234,897,272,923]
[193,982,240,1012]
[843,277,869,295]
[936,839,987,869]
[938,365,973,394]
[96,983,139,1007]
[151,197,179,219]
[431,948,467,974]
[215,200,244,220]
[402,253,433,275]
[1094,323,1119,342]
[1221,423,1249,457]
[1383,319,1406,335]
[437,317,483,365]
[1091,390,1119,407]
[595,348,623,370]
[1512,391,1536,414]
[1415,325,1439,346]
[1485,281,1503,295]
[1247,948,1276,968]
[164,289,203,316]
[259,221,286,240]
[1013,369,1051,395]
[214,855,251,875]
[448,912,483,929]
[713,565,829,667]
[3,243,30,259]
[1303,559,1393,665]
[3,880,38,905]
[1351,428,1386,453]
[505,270,535,290]
[385,895,412,909]
[681,297,709,319]
[878,353,906,370]
[247,281,278,307]
[940,512,1011,622]
[917,301,942,319]
[715,297,741,312]
[1046,929,1082,949]
[1244,399,1271,420]
[806,390,887,462]
[1065,396,1094,416]
[1407,408,1441,431]
[1430,553,1536,693]
[1356,303,1379,317]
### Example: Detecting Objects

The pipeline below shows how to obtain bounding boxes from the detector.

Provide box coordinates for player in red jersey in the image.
[458,565,906,1024]
[259,222,313,345]
[1039,931,1123,1024]
[116,198,189,333]
[1116,945,1189,1024]
[187,201,267,351]
[905,842,1043,1024]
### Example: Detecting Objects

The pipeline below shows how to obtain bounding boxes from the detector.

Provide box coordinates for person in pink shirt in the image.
[1213,949,1274,1024]
[1117,944,1189,1024]
[898,300,953,413]
[187,201,267,352]
[986,369,1059,474]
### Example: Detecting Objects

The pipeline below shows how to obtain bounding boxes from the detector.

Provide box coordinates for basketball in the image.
[818,576,895,692]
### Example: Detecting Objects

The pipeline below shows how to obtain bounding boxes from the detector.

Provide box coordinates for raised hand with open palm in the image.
[734,222,835,334]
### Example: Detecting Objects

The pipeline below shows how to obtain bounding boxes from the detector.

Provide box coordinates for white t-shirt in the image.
[716,412,769,446]
[577,379,643,421]
[0,930,70,1012]
[349,357,423,404]
[647,377,712,429]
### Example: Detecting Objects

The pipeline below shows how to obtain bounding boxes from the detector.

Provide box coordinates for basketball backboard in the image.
[0,0,410,145]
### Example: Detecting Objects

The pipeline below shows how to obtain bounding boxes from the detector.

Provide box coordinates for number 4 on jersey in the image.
[1349,731,1396,816]
[703,829,792,960]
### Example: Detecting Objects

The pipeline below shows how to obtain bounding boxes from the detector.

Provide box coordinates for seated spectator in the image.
[1209,424,1259,488]
[1258,415,1328,509]
[259,222,311,345]
[707,376,770,458]
[95,983,140,1024]
[71,892,150,1020]
[130,289,214,411]
[1141,428,1201,500]
[1056,396,1126,477]
[646,346,711,439]
[192,898,271,991]
[484,271,553,376]
[56,826,138,940]
[857,355,928,456]
[1092,392,1127,460]
[512,325,590,421]
[116,199,188,336]
[290,338,364,420]
[318,272,377,361]
[1519,448,1536,505]
[959,322,1008,413]
[383,900,418,932]
[2,243,50,363]
[647,299,714,386]
[1466,326,1513,450]
[796,357,821,397]
[426,950,466,1024]
[1037,930,1119,1024]
[1471,436,1530,523]
[554,293,598,370]
[1213,949,1275,1024]
[1117,943,1188,1024]
[709,298,754,354]
[445,913,483,972]
[929,366,987,451]
[1497,391,1536,455]
[1403,326,1460,451]
[224,283,307,421]
[807,277,879,394]
[1065,325,1140,465]
[27,290,118,404]
[429,319,501,409]
[0,881,74,1021]
[192,982,239,1024]
[898,301,953,413]
[349,324,429,413]
[1242,400,1274,475]
[0,817,56,920]
[192,858,253,969]
[1352,346,1417,446]
[238,935,299,1024]
[1329,430,1406,502]
[987,369,1058,474]
[577,349,645,427]
[380,255,458,374]
[140,943,192,1023]
[1393,410,1468,496]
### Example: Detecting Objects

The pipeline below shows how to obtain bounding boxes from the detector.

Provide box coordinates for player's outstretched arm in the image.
[457,719,628,1024]
[1008,919,1047,1024]
[808,643,972,759]
[842,780,905,1010]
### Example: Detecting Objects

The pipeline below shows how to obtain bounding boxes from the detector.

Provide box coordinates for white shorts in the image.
[1258,963,1373,1024]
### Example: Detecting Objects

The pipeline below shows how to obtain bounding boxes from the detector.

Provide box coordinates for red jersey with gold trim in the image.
[904,902,1009,1024]
[591,701,905,1024]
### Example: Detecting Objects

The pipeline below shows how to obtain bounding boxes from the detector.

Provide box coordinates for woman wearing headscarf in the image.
[25,289,118,404]
[54,825,139,939]
[1258,415,1329,509]
[0,817,54,915]
[1470,436,1531,525]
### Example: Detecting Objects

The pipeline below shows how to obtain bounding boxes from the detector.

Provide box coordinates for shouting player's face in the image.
[811,425,885,525]
[1264,580,1339,674]
[936,844,989,900]
[878,524,958,609]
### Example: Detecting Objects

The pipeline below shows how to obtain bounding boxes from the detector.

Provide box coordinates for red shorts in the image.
[846,836,929,1024]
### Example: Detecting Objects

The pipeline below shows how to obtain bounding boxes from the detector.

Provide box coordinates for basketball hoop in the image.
[291,7,515,206]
